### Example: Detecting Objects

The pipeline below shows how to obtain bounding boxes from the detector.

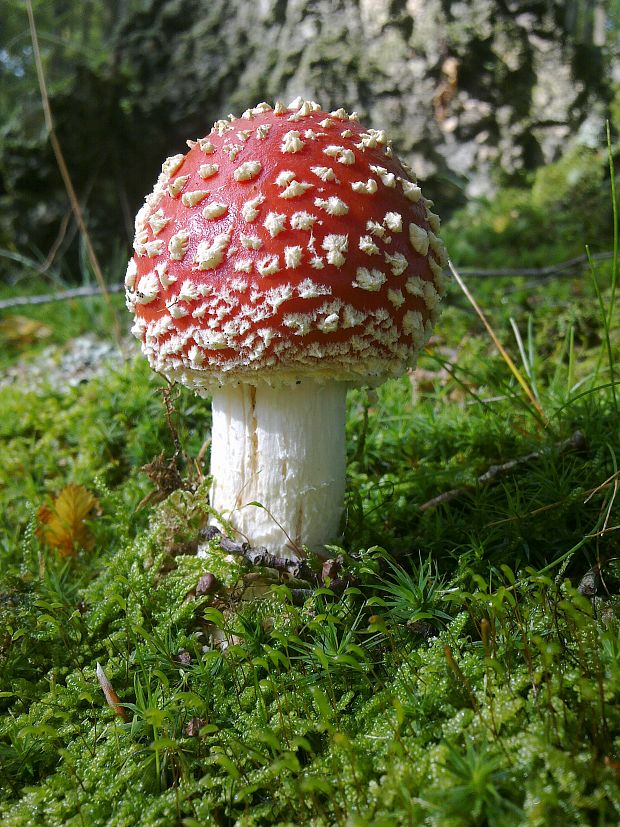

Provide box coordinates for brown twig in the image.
[201,525,314,579]
[41,209,73,273]
[0,283,125,311]
[161,386,183,460]
[457,251,612,279]
[419,430,586,512]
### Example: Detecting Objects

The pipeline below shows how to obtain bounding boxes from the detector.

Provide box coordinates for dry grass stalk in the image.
[95,662,129,721]
[448,260,548,424]
[25,0,125,354]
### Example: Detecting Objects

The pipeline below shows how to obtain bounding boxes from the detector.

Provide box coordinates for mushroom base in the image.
[207,381,347,558]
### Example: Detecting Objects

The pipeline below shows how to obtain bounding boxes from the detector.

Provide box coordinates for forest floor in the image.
[0,195,619,824]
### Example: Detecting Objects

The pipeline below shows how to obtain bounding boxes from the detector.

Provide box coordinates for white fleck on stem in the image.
[207,381,347,558]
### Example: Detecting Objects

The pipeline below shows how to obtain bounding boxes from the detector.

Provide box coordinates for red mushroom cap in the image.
[126,99,448,393]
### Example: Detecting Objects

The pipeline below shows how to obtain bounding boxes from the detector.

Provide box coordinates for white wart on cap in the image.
[127,100,448,395]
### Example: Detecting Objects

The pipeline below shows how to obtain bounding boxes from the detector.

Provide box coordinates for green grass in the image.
[0,167,619,824]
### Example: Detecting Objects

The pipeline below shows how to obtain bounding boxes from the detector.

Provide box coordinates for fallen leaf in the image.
[36,484,99,557]
[0,315,52,346]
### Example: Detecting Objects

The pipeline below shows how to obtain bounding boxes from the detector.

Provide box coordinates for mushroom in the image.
[126,99,448,559]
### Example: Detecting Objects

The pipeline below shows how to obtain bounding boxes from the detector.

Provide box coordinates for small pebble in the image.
[196,572,218,595]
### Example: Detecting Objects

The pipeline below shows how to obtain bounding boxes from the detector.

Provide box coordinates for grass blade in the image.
[586,245,617,411]
[606,121,618,330]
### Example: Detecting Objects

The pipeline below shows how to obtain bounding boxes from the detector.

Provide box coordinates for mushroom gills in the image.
[206,380,347,558]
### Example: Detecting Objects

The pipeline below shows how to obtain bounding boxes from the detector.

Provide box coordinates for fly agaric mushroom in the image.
[126,98,447,559]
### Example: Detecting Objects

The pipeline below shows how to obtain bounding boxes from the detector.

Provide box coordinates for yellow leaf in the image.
[492,214,509,234]
[0,315,52,346]
[36,485,99,557]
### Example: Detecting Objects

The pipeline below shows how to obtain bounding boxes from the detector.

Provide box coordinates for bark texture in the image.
[122,0,612,209]
[1,0,614,279]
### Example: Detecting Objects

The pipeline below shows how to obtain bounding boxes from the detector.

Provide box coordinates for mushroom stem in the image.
[208,381,347,558]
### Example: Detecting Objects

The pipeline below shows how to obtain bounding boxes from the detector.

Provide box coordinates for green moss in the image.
[443,141,613,270]
[1,142,620,824]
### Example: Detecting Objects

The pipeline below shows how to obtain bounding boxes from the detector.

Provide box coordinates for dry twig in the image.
[420,430,586,512]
